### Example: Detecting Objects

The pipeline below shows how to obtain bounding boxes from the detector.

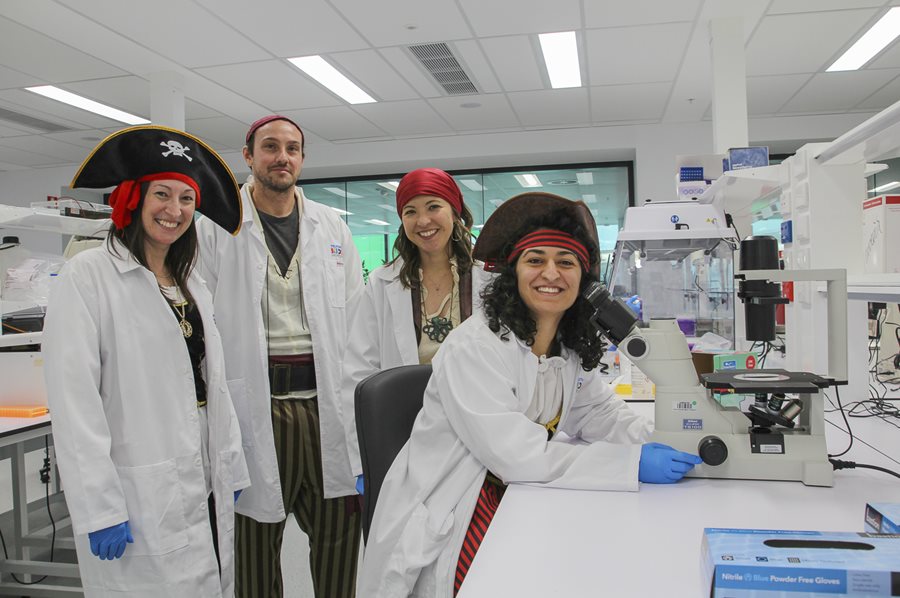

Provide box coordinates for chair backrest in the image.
[355,364,432,542]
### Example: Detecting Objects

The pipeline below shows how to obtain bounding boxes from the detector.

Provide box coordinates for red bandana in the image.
[395,168,464,216]
[507,229,590,271]
[107,172,201,230]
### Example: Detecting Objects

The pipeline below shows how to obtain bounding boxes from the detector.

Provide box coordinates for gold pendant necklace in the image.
[173,301,193,338]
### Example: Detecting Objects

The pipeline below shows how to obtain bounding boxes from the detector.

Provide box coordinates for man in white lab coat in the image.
[196,116,364,598]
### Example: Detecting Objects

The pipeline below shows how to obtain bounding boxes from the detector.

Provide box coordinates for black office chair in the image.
[354,364,432,542]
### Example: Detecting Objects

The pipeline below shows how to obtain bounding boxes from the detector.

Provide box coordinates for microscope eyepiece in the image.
[583,282,637,346]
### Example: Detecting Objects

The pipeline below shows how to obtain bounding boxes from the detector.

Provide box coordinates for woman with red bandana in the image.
[358,192,700,597]
[42,126,249,597]
[341,168,491,495]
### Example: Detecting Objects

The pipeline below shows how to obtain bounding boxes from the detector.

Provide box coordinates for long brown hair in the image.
[389,202,474,288]
[106,182,198,305]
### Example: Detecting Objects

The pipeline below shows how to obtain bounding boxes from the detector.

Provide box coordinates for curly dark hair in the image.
[390,202,475,289]
[480,210,606,371]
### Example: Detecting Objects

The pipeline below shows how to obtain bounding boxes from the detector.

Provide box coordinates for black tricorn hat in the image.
[473,191,601,277]
[71,125,241,235]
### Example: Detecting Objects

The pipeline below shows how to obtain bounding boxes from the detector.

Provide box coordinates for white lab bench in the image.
[457,402,899,598]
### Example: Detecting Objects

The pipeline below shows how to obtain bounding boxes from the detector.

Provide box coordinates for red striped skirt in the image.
[454,475,507,595]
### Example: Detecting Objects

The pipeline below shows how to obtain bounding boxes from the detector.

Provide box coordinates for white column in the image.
[709,17,748,154]
[149,71,185,130]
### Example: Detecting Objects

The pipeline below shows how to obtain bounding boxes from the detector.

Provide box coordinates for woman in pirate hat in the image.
[42,126,249,597]
[359,192,700,597]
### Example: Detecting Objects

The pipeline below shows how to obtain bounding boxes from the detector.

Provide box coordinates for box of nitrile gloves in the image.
[865,503,900,534]
[703,528,900,597]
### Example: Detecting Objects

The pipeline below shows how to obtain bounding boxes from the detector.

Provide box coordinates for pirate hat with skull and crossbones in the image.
[71,125,241,234]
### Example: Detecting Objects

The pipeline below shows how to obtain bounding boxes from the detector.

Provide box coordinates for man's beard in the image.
[255,169,296,193]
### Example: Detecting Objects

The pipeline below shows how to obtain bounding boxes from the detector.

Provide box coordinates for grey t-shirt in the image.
[257,201,299,276]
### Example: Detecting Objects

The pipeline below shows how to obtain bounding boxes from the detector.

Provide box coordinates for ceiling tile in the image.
[0,161,30,172]
[276,106,388,141]
[457,0,581,36]
[507,88,590,127]
[196,61,342,111]
[767,0,885,14]
[42,129,118,149]
[586,23,692,85]
[0,16,126,82]
[661,27,711,123]
[747,74,812,115]
[0,65,42,91]
[745,10,878,76]
[329,0,472,47]
[0,143,65,167]
[584,0,701,27]
[54,0,271,68]
[352,100,453,136]
[590,82,669,122]
[64,77,151,121]
[856,73,900,110]
[453,41,503,94]
[780,69,900,113]
[428,94,520,131]
[185,99,223,120]
[0,135,87,162]
[480,37,544,92]
[0,123,31,137]
[377,47,443,98]
[330,50,419,102]
[186,116,252,150]
[194,0,368,56]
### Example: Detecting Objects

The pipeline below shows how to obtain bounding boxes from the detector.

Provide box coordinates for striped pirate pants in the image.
[235,397,361,598]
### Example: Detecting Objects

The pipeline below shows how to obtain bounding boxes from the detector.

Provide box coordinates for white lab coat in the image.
[358,312,652,597]
[196,183,364,518]
[42,242,250,598]
[341,258,493,477]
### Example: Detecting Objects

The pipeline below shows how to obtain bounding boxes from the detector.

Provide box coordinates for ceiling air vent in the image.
[407,43,478,96]
[0,107,71,133]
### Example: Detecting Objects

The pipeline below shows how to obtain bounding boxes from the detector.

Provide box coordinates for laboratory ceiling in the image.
[0,0,898,176]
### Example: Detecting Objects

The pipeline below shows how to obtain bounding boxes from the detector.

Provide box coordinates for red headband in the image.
[507,229,591,271]
[108,172,201,230]
[245,115,304,144]
[395,168,464,216]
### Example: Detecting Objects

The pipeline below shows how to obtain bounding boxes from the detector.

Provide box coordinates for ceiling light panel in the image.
[288,56,376,104]
[539,31,581,89]
[827,8,900,72]
[25,86,148,125]
[514,174,542,188]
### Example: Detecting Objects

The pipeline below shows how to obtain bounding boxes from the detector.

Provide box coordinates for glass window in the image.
[300,162,633,282]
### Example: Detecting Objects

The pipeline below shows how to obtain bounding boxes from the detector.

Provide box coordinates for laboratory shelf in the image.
[0,331,42,348]
[846,273,900,302]
[697,164,782,206]
[0,203,109,237]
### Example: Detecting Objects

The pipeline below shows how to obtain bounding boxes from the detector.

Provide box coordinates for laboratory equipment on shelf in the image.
[585,245,845,486]
[607,200,738,349]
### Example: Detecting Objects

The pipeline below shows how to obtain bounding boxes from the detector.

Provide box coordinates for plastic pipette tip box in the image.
[0,405,49,418]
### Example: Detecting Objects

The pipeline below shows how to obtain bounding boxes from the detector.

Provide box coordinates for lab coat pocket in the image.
[226,378,253,447]
[326,262,346,308]
[116,460,189,556]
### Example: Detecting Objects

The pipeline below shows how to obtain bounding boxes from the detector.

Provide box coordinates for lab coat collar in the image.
[106,237,147,275]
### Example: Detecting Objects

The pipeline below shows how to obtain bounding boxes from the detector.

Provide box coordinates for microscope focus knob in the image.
[698,436,727,466]
[625,337,647,358]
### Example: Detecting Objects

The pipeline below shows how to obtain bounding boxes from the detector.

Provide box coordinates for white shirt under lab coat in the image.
[341,258,493,477]
[196,183,364,518]
[358,311,652,597]
[42,242,250,598]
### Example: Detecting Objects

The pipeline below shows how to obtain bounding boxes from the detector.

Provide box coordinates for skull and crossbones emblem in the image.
[160,140,193,161]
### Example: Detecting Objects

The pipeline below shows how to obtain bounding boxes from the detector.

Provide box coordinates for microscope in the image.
[586,236,844,487]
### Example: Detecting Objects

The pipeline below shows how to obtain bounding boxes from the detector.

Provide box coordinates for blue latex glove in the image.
[639,442,702,484]
[355,474,364,495]
[88,521,133,560]
[234,489,242,504]
[625,295,642,319]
